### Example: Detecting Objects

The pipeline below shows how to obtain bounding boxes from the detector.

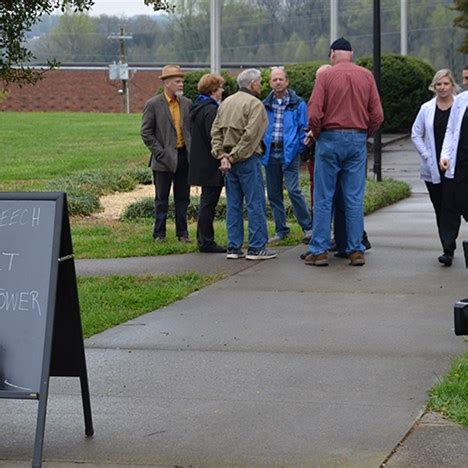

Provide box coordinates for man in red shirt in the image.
[304,37,383,267]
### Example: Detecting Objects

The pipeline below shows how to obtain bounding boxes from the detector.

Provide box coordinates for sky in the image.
[88,0,160,17]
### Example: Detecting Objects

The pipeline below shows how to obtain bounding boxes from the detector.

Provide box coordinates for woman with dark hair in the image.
[188,73,226,253]
[411,69,461,265]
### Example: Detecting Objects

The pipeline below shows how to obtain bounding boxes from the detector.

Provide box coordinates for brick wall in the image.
[0,68,164,113]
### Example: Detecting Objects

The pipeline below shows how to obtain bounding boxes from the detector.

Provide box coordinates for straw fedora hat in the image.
[159,64,185,80]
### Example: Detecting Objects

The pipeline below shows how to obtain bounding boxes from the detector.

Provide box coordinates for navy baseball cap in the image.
[329,37,352,52]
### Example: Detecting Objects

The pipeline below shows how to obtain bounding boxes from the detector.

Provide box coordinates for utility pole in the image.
[210,0,221,74]
[108,27,132,113]
[400,0,408,55]
[330,0,338,42]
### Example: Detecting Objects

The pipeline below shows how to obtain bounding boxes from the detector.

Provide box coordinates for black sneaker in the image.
[226,248,246,259]
[246,248,277,260]
[438,253,453,266]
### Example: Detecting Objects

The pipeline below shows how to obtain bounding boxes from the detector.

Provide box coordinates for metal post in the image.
[400,0,408,55]
[330,0,338,42]
[373,0,382,181]
[119,27,130,113]
[210,0,221,74]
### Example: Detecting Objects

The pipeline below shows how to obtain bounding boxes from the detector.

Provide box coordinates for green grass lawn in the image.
[428,352,468,427]
[78,273,221,337]
[0,112,147,191]
[72,218,306,258]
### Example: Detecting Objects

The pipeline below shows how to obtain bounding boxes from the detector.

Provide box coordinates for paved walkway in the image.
[1,137,467,467]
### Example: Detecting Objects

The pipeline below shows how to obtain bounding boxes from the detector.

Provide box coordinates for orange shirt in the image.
[164,91,185,148]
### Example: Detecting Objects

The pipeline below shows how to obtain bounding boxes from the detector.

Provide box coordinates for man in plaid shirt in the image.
[262,67,312,243]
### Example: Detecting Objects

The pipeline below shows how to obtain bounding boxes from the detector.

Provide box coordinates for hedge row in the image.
[122,177,410,221]
[181,54,434,133]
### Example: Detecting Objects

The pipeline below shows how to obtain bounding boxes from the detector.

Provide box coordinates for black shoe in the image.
[438,253,453,266]
[153,235,165,242]
[200,244,226,253]
[362,232,372,251]
[334,251,349,258]
[178,235,191,243]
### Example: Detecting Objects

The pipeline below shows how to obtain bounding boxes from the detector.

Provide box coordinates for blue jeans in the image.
[310,130,367,254]
[225,156,268,251]
[265,152,311,237]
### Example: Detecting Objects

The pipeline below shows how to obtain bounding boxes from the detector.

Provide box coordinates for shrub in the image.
[66,191,101,217]
[260,61,328,100]
[356,54,434,132]
[364,178,411,214]
[45,167,149,217]
[178,70,238,101]
[122,196,297,222]
[126,166,153,185]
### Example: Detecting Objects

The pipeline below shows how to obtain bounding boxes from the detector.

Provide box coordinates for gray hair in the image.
[429,68,462,95]
[237,68,261,88]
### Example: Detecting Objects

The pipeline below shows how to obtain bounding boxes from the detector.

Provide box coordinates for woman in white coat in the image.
[411,69,461,265]
[438,89,468,266]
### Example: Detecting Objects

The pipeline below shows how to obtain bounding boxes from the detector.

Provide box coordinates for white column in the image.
[400,0,408,55]
[210,0,221,74]
[330,0,338,42]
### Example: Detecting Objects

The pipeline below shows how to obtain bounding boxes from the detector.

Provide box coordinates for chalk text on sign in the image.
[0,289,42,316]
[0,252,20,271]
[0,207,41,228]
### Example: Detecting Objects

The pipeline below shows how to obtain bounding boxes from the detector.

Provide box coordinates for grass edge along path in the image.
[78,273,221,338]
[72,178,411,259]
[427,351,468,427]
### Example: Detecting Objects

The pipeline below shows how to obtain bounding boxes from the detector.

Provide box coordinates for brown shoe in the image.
[349,251,365,266]
[304,252,329,266]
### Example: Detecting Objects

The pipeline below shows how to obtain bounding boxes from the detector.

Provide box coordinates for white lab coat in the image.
[411,97,442,184]
[440,91,468,179]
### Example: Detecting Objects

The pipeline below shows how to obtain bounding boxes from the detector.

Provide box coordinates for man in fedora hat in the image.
[141,64,192,242]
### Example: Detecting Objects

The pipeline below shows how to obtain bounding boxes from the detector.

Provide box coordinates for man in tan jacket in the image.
[211,68,276,260]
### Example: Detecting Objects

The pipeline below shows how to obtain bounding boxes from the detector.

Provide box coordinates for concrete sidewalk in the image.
[1,137,467,467]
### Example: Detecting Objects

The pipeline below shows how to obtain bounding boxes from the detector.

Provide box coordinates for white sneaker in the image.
[246,248,277,260]
[226,248,246,259]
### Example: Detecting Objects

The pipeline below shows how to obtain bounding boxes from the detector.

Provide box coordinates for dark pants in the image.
[440,178,464,255]
[333,183,368,253]
[153,148,190,238]
[425,180,444,248]
[197,185,222,250]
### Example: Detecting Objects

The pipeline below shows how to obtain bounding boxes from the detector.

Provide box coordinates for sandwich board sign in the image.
[0,192,93,468]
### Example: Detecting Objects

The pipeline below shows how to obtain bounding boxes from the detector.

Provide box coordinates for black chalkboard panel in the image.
[0,196,59,397]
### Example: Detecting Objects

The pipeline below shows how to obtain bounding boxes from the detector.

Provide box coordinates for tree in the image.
[451,0,468,53]
[0,0,174,87]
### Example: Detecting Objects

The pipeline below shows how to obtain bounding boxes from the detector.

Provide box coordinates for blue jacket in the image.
[261,89,308,168]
